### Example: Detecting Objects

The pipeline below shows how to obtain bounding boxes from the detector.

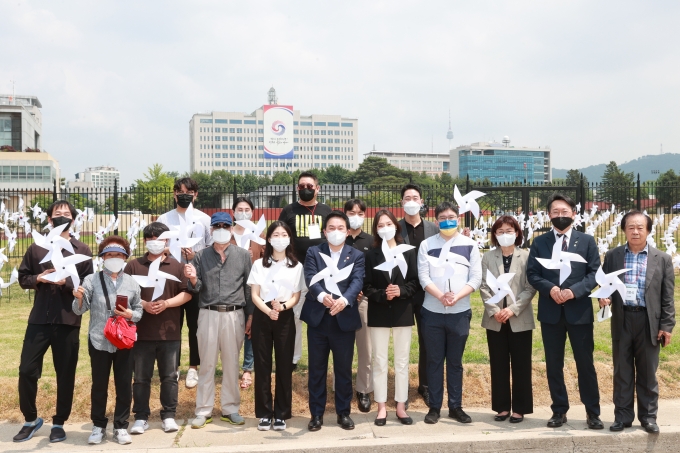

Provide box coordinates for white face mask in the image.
[496,233,517,247]
[270,237,290,252]
[146,240,166,255]
[212,228,232,244]
[326,230,347,247]
[377,226,396,241]
[403,201,421,216]
[103,257,126,273]
[348,215,364,230]
[234,211,252,221]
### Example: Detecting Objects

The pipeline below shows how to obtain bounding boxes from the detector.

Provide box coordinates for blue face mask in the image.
[439,219,458,230]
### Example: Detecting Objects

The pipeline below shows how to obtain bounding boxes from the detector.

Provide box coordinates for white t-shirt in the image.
[157,208,213,255]
[247,258,306,302]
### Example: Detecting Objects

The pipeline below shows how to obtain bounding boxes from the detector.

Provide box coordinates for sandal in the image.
[240,371,253,389]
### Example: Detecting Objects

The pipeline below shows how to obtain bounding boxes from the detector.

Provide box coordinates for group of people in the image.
[12,173,675,445]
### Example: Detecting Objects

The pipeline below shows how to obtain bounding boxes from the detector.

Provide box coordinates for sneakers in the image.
[130,420,149,434]
[13,418,43,442]
[162,418,179,433]
[424,408,441,424]
[112,429,132,445]
[258,418,272,431]
[221,413,245,425]
[49,426,67,443]
[88,426,106,445]
[192,415,213,429]
[186,368,199,389]
[273,419,286,431]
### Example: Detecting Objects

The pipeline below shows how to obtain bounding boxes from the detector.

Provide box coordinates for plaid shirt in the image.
[623,243,648,307]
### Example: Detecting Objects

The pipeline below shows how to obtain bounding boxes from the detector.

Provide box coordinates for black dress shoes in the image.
[609,421,632,432]
[397,414,413,425]
[308,415,323,431]
[494,412,510,422]
[509,415,524,424]
[374,414,387,426]
[449,407,472,424]
[424,408,440,424]
[418,386,431,408]
[547,413,567,428]
[642,422,660,433]
[337,414,355,430]
[586,412,604,430]
[357,392,371,413]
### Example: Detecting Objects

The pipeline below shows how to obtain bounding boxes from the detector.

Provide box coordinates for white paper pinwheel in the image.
[235,214,267,248]
[590,266,632,299]
[484,270,516,305]
[535,240,587,285]
[40,248,91,288]
[0,267,18,296]
[426,235,471,281]
[374,238,415,279]
[309,253,354,298]
[158,216,201,262]
[597,304,613,322]
[184,204,205,238]
[260,259,296,302]
[454,185,486,219]
[4,226,17,252]
[0,247,8,271]
[31,222,74,262]
[131,256,181,301]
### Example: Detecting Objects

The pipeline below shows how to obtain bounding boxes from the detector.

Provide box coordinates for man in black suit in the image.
[599,211,675,434]
[301,211,365,431]
[527,194,603,429]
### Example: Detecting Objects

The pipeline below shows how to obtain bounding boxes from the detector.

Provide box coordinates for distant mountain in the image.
[552,154,680,183]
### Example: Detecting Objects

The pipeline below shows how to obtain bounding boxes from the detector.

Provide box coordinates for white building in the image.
[364,148,450,176]
[67,165,120,189]
[0,94,43,152]
[189,88,358,176]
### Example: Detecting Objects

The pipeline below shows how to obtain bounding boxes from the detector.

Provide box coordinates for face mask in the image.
[348,215,364,230]
[551,216,574,231]
[103,257,126,273]
[270,237,290,252]
[439,219,458,236]
[51,216,72,230]
[496,233,517,247]
[326,230,347,247]
[299,188,315,202]
[146,240,166,255]
[176,193,194,209]
[212,228,232,244]
[377,226,396,241]
[234,211,252,221]
[403,201,421,216]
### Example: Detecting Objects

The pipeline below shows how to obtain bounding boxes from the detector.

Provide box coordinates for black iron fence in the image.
[1,175,679,300]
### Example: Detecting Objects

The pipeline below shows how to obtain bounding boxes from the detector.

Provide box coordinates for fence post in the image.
[232,179,238,208]
[113,179,119,235]
[351,177,355,199]
[52,178,57,202]
[636,173,641,211]
[465,174,472,229]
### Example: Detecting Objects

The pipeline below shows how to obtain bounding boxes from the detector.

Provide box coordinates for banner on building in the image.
[263,105,294,159]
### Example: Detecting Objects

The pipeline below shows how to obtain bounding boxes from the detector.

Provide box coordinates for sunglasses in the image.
[298,184,315,190]
[212,223,230,229]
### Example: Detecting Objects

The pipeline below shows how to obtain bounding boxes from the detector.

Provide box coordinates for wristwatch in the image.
[282,303,287,310]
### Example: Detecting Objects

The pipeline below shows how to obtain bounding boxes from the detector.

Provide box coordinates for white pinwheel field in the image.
[0,267,18,296]
[131,256,181,301]
[260,259,296,303]
[374,238,415,279]
[590,266,632,299]
[453,185,486,219]
[426,235,471,282]
[39,248,91,288]
[235,214,267,248]
[309,253,354,298]
[484,270,516,306]
[535,240,587,285]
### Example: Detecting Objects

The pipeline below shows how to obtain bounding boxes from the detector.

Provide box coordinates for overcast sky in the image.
[3,0,679,186]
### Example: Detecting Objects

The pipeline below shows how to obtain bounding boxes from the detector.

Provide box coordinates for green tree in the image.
[272,172,293,185]
[133,164,176,214]
[655,169,680,208]
[354,157,409,187]
[565,169,588,188]
[324,165,353,184]
[600,161,636,209]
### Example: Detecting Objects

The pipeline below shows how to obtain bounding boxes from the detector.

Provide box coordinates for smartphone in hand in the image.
[660,334,667,348]
[115,295,129,312]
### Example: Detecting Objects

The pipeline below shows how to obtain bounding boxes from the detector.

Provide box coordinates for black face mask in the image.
[176,193,194,208]
[299,188,315,202]
[551,216,574,231]
[52,216,72,230]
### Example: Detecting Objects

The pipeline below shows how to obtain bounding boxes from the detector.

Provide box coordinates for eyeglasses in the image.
[175,191,195,196]
[298,184,315,190]
[212,223,230,229]
[437,216,458,221]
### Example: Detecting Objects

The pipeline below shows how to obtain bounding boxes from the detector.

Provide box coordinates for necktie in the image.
[557,233,568,251]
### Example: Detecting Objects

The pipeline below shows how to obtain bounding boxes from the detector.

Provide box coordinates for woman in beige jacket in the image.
[480,216,537,424]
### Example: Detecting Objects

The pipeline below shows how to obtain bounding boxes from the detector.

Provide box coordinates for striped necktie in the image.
[556,233,568,251]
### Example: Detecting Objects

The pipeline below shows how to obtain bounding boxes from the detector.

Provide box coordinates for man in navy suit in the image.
[527,194,603,430]
[301,211,365,431]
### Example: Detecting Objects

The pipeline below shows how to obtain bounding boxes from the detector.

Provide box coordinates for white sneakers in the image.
[88,426,105,444]
[162,418,179,433]
[257,418,271,431]
[130,420,148,434]
[185,368,199,389]
[112,429,132,445]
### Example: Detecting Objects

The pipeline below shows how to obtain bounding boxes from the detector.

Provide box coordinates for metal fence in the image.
[1,175,679,300]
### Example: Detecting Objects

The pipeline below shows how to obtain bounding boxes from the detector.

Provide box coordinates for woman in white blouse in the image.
[247,221,305,432]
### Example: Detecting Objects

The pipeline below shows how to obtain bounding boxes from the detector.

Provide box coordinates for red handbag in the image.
[100,272,137,349]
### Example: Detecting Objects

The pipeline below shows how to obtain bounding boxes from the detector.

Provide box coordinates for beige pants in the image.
[331,296,373,393]
[195,308,245,417]
[370,326,412,403]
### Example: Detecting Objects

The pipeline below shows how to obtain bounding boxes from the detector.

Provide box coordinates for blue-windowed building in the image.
[450,141,551,184]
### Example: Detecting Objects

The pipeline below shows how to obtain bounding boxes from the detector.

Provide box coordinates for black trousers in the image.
[486,323,533,415]
[132,340,180,421]
[89,339,133,429]
[413,299,429,392]
[178,295,200,367]
[18,323,80,425]
[541,310,600,415]
[252,307,296,419]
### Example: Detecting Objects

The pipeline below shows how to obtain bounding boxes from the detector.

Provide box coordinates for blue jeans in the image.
[242,335,254,371]
[421,308,471,410]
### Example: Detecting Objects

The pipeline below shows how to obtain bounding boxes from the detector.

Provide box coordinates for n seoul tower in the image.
[446,109,454,150]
